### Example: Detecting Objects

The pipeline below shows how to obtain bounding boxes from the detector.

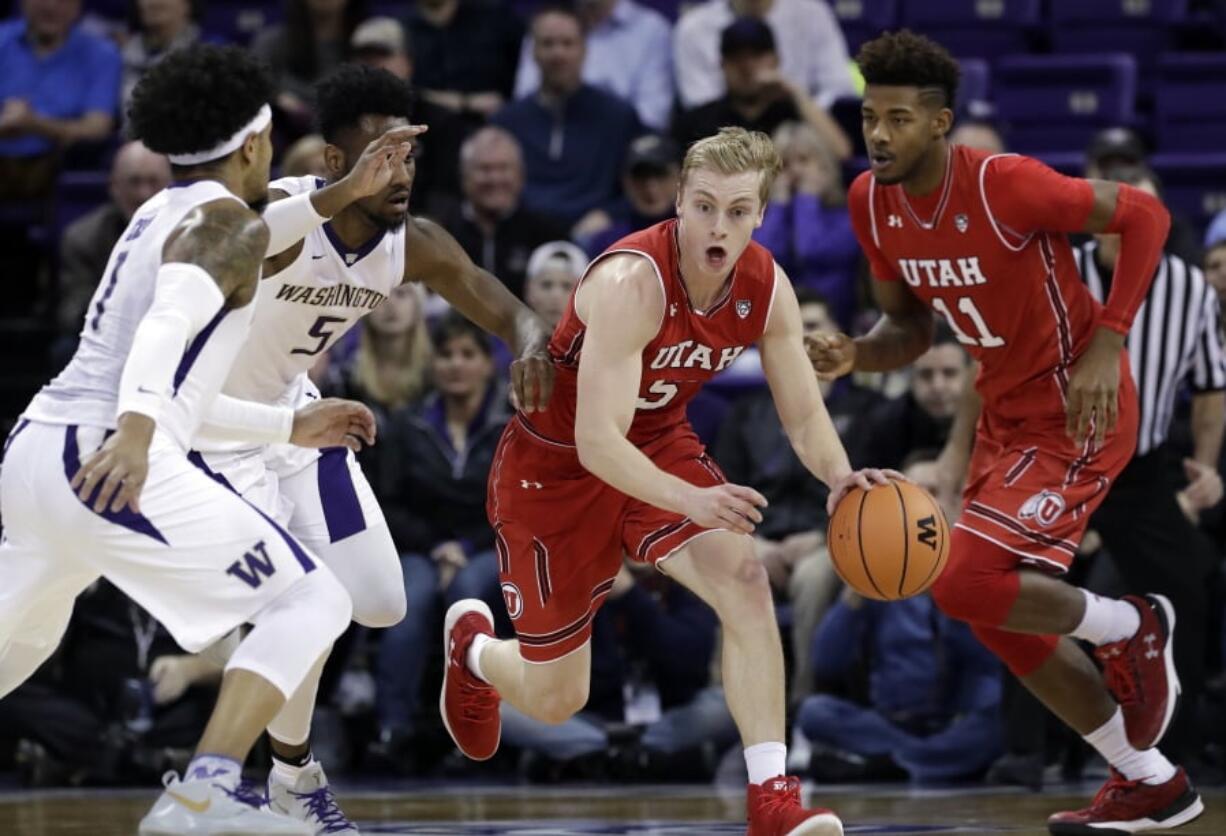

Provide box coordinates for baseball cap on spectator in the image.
[720,17,775,58]
[1086,127,1146,170]
[351,17,408,57]
[527,240,589,280]
[624,134,679,178]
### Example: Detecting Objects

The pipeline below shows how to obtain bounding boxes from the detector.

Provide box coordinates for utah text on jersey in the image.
[898,256,990,289]
[649,342,746,372]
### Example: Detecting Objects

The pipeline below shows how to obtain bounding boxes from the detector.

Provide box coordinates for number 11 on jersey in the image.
[932,296,1005,348]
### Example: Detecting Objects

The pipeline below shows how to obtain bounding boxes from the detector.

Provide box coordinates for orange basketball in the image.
[826,479,951,601]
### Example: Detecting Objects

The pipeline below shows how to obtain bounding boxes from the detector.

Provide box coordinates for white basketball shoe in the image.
[139,770,311,834]
[268,760,359,834]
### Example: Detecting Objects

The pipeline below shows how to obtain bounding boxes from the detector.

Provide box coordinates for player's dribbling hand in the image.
[681,483,768,535]
[70,412,154,514]
[343,124,429,199]
[290,398,377,452]
[511,347,555,414]
[825,468,907,516]
[1065,328,1124,446]
[805,332,856,380]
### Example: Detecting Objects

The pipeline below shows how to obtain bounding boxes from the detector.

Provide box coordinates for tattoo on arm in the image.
[164,199,270,307]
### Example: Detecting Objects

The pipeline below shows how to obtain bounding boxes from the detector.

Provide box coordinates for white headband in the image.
[167,104,272,166]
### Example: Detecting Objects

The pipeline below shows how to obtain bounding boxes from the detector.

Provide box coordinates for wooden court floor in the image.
[0,782,1220,835]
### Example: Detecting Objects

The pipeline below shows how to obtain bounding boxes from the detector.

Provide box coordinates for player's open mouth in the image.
[870,151,894,172]
[387,192,410,209]
[705,246,727,268]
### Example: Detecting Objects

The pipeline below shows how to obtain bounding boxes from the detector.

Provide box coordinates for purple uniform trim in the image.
[317,446,366,543]
[186,450,316,574]
[3,418,29,458]
[322,221,386,266]
[172,307,229,395]
[62,425,168,545]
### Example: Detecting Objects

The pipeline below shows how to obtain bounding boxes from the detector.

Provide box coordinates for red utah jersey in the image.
[850,145,1105,421]
[524,219,776,448]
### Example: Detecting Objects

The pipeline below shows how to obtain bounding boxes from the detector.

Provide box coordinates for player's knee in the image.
[709,555,774,623]
[930,556,1013,627]
[302,569,354,641]
[529,680,590,725]
[350,584,406,629]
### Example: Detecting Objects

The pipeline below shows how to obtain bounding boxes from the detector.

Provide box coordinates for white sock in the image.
[270,751,315,786]
[744,742,787,785]
[1083,708,1176,785]
[467,633,493,684]
[184,753,241,785]
[1070,590,1141,646]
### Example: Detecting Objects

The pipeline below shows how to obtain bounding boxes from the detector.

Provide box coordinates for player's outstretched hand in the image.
[681,483,768,535]
[825,468,907,516]
[342,124,428,199]
[805,331,856,380]
[290,398,377,452]
[70,412,154,514]
[511,347,555,414]
[1065,329,1123,446]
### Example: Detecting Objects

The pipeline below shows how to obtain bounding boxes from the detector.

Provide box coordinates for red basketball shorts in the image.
[486,417,725,663]
[955,377,1138,573]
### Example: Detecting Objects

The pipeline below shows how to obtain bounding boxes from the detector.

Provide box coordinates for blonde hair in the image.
[352,286,432,410]
[681,126,782,206]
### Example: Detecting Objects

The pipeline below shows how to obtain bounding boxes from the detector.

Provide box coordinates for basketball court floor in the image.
[0,782,1220,835]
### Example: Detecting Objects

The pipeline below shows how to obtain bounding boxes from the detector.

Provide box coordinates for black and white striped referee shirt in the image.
[1075,242,1226,456]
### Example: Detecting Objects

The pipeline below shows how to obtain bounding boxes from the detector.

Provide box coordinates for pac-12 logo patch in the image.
[1019,490,1065,527]
[954,213,969,233]
[736,299,752,319]
[502,582,524,619]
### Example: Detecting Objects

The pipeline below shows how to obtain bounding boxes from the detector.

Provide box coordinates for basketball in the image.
[827,479,951,601]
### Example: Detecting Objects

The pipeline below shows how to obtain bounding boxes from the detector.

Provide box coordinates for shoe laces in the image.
[223,780,270,809]
[1099,645,1140,704]
[1092,770,1143,807]
[757,776,802,816]
[291,786,354,833]
[458,678,499,723]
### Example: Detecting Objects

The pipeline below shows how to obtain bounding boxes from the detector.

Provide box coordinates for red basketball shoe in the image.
[746,776,843,836]
[439,600,501,761]
[1094,594,1179,750]
[1047,767,1203,834]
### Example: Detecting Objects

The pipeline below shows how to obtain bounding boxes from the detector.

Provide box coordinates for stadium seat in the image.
[994,54,1137,154]
[1154,53,1226,153]
[899,0,1041,60]
[829,0,898,53]
[1150,152,1226,232]
[1049,0,1187,99]
[201,0,282,46]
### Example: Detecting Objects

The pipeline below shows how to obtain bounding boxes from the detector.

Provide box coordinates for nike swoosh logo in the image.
[311,254,326,260]
[166,789,210,813]
[137,385,157,395]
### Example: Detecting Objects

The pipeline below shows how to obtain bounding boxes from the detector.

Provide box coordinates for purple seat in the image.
[959,57,990,111]
[1049,0,1187,91]
[1150,152,1226,231]
[899,0,1041,60]
[1155,53,1226,153]
[202,1,282,45]
[830,0,898,53]
[994,54,1137,154]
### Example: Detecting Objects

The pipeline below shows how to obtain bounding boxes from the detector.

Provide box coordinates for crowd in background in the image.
[2,0,1226,794]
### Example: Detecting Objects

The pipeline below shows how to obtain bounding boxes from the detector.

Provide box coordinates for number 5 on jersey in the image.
[292,315,347,357]
[932,296,1005,348]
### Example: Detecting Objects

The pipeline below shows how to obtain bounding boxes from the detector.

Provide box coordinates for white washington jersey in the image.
[24,180,253,449]
[217,175,405,413]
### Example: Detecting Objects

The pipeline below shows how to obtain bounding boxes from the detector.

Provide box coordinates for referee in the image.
[1074,163,1226,765]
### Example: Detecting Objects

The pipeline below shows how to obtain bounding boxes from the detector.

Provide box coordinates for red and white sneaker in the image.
[747,776,843,836]
[1047,767,1203,834]
[1094,594,1179,750]
[439,599,501,761]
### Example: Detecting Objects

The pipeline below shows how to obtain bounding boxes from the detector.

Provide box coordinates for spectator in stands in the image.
[251,0,366,136]
[57,141,169,340]
[853,326,968,471]
[493,5,642,228]
[513,0,674,132]
[1206,234,1226,304]
[715,290,880,702]
[754,121,858,329]
[797,567,1004,782]
[349,16,466,216]
[280,133,328,178]
[576,133,679,257]
[0,0,121,199]
[0,581,221,787]
[673,0,854,119]
[120,0,206,115]
[371,312,509,772]
[1085,126,1202,264]
[950,120,1004,154]
[524,241,586,329]
[403,0,523,127]
[438,126,570,299]
[500,563,737,782]
[672,17,849,159]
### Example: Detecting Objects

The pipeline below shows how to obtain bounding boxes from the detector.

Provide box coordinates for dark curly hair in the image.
[315,64,415,143]
[856,30,960,110]
[128,45,274,159]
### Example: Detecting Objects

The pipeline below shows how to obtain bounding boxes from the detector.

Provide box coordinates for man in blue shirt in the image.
[492,4,641,229]
[0,0,121,198]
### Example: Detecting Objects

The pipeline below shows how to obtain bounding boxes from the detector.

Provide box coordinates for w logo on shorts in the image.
[226,540,278,588]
